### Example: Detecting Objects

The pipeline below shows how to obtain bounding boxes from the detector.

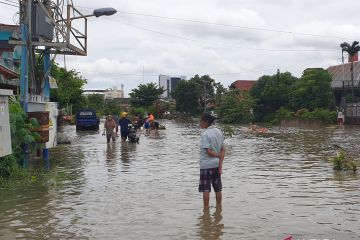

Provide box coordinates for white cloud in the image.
[1,0,359,95]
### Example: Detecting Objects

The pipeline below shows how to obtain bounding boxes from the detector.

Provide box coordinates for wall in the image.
[280,118,327,128]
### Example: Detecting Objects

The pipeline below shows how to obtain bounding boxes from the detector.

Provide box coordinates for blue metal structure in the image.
[43,48,51,163]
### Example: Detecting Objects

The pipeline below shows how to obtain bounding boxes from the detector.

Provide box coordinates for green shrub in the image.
[305,108,337,124]
[295,108,310,117]
[275,107,293,119]
[0,155,26,179]
[332,150,357,173]
[0,101,40,182]
[130,107,147,118]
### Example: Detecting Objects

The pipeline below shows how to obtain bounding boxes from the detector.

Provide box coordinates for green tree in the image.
[189,75,216,110]
[217,90,255,124]
[50,62,87,114]
[103,99,123,116]
[86,94,105,114]
[340,41,360,101]
[251,70,297,121]
[172,80,201,115]
[214,82,226,107]
[172,75,218,115]
[290,69,334,111]
[129,83,164,108]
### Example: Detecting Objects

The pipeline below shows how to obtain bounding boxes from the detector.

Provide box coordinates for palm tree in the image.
[340,41,360,101]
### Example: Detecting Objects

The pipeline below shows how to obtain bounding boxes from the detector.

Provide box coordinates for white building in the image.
[83,85,125,100]
[104,85,124,100]
[159,74,186,99]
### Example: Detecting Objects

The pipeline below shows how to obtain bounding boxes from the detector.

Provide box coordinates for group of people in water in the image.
[103,112,159,143]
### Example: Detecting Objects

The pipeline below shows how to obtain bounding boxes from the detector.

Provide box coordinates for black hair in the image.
[201,112,216,125]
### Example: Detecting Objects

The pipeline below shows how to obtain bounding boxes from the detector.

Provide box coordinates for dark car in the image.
[76,109,100,130]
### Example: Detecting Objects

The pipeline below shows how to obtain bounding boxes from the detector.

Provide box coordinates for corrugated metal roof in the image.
[0,24,18,31]
[0,64,18,78]
[327,62,360,89]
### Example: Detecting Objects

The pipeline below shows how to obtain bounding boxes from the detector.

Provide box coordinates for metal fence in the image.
[345,103,360,124]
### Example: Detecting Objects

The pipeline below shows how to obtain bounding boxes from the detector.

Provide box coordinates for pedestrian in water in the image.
[119,112,131,142]
[144,112,154,133]
[103,115,117,143]
[336,107,345,126]
[199,112,225,208]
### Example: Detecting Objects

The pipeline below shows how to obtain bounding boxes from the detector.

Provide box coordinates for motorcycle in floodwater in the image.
[128,124,140,143]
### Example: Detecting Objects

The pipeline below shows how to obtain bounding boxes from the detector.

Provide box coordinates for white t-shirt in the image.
[199,126,224,169]
[337,111,344,119]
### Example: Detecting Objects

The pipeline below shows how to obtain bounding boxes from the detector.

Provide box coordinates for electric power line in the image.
[76,5,350,41]
[114,10,349,40]
[0,1,18,8]
[3,0,18,4]
[103,18,337,53]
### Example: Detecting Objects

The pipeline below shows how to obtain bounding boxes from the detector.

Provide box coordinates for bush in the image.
[332,150,357,173]
[273,107,336,124]
[276,107,293,119]
[0,101,40,182]
[0,155,26,180]
[304,108,337,124]
[294,108,309,117]
[130,107,146,118]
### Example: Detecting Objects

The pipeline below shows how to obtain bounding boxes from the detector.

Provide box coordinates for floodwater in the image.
[1,120,360,240]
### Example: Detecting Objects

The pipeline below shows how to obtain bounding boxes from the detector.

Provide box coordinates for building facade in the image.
[0,24,20,91]
[83,85,125,100]
[159,74,186,99]
[104,85,124,99]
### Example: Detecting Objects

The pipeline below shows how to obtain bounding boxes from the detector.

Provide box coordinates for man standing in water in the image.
[119,112,131,142]
[199,112,225,208]
[103,115,117,143]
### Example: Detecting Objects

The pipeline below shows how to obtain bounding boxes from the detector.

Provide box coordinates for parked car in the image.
[76,109,100,130]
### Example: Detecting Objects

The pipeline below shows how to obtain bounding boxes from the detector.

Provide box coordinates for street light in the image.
[93,8,117,17]
[70,7,117,20]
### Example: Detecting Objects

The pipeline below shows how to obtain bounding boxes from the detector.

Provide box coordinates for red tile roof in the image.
[230,80,257,91]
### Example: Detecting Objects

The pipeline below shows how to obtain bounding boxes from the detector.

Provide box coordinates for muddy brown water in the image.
[0,121,359,239]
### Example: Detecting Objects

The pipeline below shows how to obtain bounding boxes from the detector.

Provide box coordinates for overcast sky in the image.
[1,0,359,96]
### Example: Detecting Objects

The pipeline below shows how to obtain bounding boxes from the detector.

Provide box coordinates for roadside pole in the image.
[20,0,30,167]
[43,47,51,165]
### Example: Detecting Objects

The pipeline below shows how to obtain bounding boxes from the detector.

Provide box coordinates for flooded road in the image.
[1,120,360,239]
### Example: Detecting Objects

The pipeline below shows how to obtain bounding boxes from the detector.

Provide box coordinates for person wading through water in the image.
[103,115,117,143]
[198,112,225,208]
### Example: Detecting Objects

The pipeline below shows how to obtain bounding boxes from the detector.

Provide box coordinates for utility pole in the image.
[20,0,29,112]
[19,0,30,167]
[11,0,117,167]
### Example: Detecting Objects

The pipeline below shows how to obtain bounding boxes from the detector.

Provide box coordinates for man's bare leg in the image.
[203,192,210,208]
[215,191,222,207]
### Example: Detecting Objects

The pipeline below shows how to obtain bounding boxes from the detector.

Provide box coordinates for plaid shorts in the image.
[199,167,222,192]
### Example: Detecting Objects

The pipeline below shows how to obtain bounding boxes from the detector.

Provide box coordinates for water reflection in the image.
[1,122,360,239]
[105,143,117,172]
[197,207,224,240]
[120,142,137,171]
